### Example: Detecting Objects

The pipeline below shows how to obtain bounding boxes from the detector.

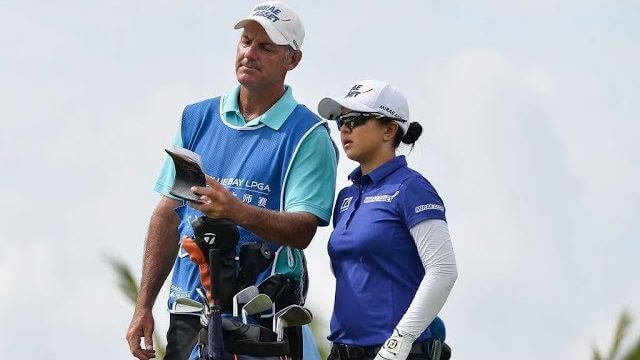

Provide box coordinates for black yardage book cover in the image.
[165,147,206,203]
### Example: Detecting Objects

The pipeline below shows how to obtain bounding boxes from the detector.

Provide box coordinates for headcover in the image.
[192,216,240,257]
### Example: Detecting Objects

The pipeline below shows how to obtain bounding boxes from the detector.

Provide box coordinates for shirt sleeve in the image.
[283,125,338,226]
[398,176,446,229]
[395,219,458,338]
[153,129,183,198]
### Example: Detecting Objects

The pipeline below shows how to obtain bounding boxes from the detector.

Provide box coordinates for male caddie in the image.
[126,2,337,359]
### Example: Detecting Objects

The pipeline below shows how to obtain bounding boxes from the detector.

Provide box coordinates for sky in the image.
[1,0,639,358]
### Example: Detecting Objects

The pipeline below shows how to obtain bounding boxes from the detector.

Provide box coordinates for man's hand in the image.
[126,307,156,359]
[374,328,416,360]
[190,176,245,222]
[189,175,317,249]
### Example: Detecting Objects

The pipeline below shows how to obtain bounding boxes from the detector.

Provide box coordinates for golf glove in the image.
[374,328,416,360]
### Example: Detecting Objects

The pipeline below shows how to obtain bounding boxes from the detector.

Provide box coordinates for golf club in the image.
[169,297,205,315]
[233,285,260,317]
[241,293,273,324]
[196,288,210,327]
[273,305,312,341]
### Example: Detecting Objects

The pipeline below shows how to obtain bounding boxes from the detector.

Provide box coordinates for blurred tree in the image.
[592,310,640,360]
[107,256,166,360]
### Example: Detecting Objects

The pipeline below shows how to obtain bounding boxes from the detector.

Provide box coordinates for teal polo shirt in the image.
[155,85,337,226]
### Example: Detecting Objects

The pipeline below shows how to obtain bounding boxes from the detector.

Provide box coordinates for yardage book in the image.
[164,147,206,203]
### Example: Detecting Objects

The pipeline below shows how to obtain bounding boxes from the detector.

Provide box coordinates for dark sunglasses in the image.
[336,112,406,130]
[336,112,407,130]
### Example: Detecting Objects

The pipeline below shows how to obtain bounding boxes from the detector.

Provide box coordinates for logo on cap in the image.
[345,84,373,98]
[252,5,291,22]
[379,105,401,118]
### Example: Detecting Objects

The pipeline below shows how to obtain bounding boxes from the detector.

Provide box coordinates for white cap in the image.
[234,1,305,50]
[318,80,410,134]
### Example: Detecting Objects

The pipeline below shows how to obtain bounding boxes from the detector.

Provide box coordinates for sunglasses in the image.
[336,112,406,130]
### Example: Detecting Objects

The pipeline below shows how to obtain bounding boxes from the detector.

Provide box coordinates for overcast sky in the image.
[1,0,639,358]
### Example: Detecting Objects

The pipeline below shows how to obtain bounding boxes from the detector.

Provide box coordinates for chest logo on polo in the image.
[340,196,353,212]
[363,191,399,203]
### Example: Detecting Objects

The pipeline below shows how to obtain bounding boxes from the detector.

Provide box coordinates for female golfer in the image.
[318,80,458,360]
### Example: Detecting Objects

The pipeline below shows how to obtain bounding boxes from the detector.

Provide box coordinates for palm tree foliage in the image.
[107,256,166,360]
[593,310,640,360]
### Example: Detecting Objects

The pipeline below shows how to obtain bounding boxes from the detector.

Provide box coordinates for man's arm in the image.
[126,196,181,359]
[235,206,317,249]
[190,177,317,249]
[137,196,181,307]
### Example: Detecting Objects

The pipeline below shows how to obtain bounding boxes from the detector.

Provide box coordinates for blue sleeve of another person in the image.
[283,125,338,226]
[153,130,182,199]
[398,176,447,229]
[302,324,322,360]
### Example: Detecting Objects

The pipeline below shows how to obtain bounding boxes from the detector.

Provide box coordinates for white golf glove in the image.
[373,328,417,360]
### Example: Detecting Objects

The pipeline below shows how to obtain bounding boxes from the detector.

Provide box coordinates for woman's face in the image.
[339,111,396,163]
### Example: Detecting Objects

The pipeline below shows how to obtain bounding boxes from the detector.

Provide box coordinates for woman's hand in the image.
[374,328,416,360]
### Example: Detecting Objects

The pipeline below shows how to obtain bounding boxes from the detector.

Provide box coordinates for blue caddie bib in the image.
[167,96,328,308]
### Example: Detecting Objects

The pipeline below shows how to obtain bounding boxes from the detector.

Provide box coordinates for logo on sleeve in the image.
[340,196,353,212]
[415,204,445,213]
[363,191,399,203]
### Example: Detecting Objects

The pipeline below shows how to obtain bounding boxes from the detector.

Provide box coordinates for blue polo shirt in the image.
[155,85,337,225]
[327,156,446,346]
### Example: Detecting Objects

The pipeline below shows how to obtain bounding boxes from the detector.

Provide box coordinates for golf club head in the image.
[169,297,205,315]
[241,293,273,324]
[274,305,313,341]
[233,285,260,317]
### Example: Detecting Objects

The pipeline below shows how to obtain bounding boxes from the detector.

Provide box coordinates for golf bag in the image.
[198,318,292,360]
[185,216,311,360]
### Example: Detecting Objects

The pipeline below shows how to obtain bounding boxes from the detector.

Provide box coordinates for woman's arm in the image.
[396,219,458,337]
[375,219,457,360]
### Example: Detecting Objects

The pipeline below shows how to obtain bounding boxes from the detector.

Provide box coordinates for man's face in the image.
[235,22,296,90]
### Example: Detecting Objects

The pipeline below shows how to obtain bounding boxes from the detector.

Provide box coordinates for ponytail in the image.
[393,122,423,149]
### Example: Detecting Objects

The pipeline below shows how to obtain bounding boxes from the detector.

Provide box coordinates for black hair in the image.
[393,122,423,149]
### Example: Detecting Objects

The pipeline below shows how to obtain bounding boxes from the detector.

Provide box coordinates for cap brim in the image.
[317,97,379,120]
[234,18,289,46]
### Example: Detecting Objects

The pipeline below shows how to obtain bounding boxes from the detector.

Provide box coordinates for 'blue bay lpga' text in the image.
[213,177,272,193]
